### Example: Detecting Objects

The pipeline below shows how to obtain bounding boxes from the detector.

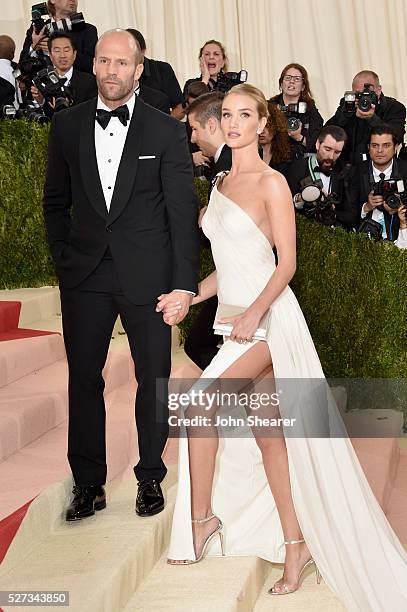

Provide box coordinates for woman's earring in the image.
[256,127,262,134]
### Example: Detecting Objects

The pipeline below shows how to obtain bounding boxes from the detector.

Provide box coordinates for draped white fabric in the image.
[3,0,407,125]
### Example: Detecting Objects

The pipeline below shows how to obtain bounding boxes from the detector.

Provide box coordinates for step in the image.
[0,287,60,327]
[0,350,132,462]
[0,372,137,521]
[349,409,403,512]
[0,301,20,334]
[125,554,269,612]
[0,469,178,612]
[253,563,345,612]
[386,448,407,544]
[0,334,65,388]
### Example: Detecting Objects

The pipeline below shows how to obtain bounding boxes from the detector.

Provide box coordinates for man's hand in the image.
[398,204,407,229]
[288,122,303,141]
[32,26,49,53]
[365,190,383,212]
[355,103,376,120]
[192,151,210,167]
[156,291,192,326]
[31,85,45,105]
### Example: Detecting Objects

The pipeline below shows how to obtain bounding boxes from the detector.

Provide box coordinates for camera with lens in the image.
[33,67,73,111]
[372,177,406,210]
[214,70,248,93]
[344,84,378,115]
[0,103,48,124]
[294,177,338,226]
[31,2,85,36]
[279,102,307,131]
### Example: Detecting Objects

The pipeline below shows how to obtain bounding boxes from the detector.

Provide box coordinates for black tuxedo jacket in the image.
[138,84,171,114]
[349,157,407,239]
[286,156,360,229]
[20,23,98,74]
[0,77,15,106]
[43,96,199,304]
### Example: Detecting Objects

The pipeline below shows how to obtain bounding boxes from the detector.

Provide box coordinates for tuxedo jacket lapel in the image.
[108,96,145,224]
[78,97,108,220]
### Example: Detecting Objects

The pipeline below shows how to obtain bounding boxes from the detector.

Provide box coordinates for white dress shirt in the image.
[94,93,136,212]
[361,161,393,239]
[214,143,226,164]
[59,65,73,87]
[0,58,18,108]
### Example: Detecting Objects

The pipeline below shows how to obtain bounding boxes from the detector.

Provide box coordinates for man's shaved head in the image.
[95,29,141,65]
[0,35,15,61]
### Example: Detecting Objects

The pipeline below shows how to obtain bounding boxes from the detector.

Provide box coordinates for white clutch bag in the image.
[213,303,271,342]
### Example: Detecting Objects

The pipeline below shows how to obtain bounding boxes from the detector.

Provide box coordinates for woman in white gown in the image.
[158,84,407,610]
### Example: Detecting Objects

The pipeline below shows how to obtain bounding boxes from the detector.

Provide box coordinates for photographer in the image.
[287,125,359,230]
[183,40,228,101]
[31,32,96,116]
[20,1,98,74]
[354,125,407,244]
[269,63,323,153]
[126,29,183,118]
[0,35,18,108]
[326,70,406,165]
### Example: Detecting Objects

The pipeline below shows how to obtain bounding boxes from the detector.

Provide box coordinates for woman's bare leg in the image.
[172,340,312,581]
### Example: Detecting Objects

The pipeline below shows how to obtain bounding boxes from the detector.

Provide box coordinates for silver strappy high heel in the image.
[167,513,225,565]
[268,538,321,595]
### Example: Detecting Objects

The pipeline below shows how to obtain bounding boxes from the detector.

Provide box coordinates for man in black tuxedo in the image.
[183,91,232,371]
[31,32,96,114]
[0,35,17,108]
[20,0,97,74]
[43,29,199,521]
[350,124,407,242]
[287,125,359,230]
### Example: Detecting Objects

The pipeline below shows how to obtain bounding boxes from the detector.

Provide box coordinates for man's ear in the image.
[93,57,96,77]
[207,116,218,134]
[135,62,144,81]
[72,50,77,63]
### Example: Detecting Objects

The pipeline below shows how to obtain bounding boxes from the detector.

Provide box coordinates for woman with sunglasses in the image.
[269,63,323,153]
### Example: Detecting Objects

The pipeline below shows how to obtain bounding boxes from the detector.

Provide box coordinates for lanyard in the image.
[308,154,331,194]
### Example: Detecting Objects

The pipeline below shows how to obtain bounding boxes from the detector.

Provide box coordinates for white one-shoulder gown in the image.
[168,177,407,611]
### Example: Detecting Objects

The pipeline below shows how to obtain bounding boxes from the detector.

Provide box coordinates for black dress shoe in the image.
[65,485,106,522]
[135,479,164,517]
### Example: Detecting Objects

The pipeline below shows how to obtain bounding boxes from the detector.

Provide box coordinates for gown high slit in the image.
[168,174,407,611]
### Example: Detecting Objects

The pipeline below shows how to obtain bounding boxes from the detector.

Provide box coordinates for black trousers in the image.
[184,296,220,371]
[60,252,171,486]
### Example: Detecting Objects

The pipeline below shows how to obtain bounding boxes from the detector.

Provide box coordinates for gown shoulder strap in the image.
[211,170,229,191]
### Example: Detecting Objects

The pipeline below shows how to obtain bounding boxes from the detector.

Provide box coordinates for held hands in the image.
[218,306,263,344]
[156,291,193,326]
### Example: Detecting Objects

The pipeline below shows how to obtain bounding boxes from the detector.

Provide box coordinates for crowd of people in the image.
[1,0,406,250]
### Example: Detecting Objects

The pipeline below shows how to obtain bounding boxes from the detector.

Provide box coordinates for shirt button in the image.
[110,133,113,136]
[108,186,112,190]
[108,159,112,163]
[106,225,112,232]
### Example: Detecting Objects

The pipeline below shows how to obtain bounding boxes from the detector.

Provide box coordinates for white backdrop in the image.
[2,0,407,120]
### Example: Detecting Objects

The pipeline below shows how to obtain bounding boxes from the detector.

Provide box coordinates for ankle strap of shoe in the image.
[284,538,305,545]
[191,513,215,524]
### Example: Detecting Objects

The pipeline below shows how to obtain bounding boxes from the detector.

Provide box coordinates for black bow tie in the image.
[96,104,129,129]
